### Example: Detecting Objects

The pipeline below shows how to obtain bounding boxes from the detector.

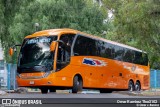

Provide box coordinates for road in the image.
[0,92,160,107]
[0,91,160,98]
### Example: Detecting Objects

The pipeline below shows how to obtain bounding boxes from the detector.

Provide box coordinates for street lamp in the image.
[34,23,40,31]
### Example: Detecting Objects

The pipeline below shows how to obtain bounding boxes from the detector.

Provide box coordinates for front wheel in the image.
[72,76,83,93]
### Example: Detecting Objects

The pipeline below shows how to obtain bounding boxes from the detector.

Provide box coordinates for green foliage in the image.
[1,0,159,69]
[103,0,160,69]
[0,0,4,43]
[0,0,108,63]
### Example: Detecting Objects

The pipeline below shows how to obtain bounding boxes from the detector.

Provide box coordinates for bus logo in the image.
[82,58,107,67]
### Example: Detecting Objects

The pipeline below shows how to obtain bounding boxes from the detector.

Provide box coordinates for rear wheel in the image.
[135,82,141,91]
[128,81,134,91]
[72,76,83,93]
[40,88,48,94]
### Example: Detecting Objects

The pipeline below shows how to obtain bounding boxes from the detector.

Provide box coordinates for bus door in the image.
[56,34,76,71]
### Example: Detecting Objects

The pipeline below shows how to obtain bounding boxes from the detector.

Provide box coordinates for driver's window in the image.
[57,34,76,70]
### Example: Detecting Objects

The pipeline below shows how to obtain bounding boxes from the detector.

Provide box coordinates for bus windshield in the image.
[18,36,57,73]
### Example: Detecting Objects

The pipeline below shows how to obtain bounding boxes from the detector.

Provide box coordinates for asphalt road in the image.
[1,91,160,98]
[0,92,160,107]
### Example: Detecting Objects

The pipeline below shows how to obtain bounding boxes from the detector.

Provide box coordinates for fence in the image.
[0,63,17,90]
[0,63,160,90]
[6,63,17,90]
[150,69,160,88]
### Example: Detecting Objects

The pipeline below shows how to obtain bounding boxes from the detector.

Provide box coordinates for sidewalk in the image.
[0,90,7,95]
[114,89,160,96]
[2,88,160,96]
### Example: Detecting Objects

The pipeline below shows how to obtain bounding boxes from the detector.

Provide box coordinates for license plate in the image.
[30,81,34,85]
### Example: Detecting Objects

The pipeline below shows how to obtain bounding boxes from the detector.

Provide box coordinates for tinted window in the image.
[57,34,75,70]
[59,34,75,54]
[73,35,96,56]
[133,51,142,65]
[123,49,134,63]
[96,41,105,57]
[96,41,115,59]
[141,53,148,66]
[73,35,148,66]
[114,46,124,61]
[133,51,148,66]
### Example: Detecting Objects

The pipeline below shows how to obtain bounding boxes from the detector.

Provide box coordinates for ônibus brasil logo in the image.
[82,58,107,67]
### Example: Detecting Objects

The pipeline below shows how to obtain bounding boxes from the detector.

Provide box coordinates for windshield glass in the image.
[18,36,57,73]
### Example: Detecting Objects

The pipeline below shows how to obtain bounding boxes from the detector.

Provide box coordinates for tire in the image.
[72,76,83,93]
[40,88,48,94]
[135,82,141,91]
[128,81,134,91]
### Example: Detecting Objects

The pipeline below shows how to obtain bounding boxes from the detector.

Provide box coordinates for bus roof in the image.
[25,28,144,53]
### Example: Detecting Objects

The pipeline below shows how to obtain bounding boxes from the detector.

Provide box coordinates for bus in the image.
[9,28,150,94]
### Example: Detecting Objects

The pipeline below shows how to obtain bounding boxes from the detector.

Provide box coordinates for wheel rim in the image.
[77,81,79,86]
[135,83,140,91]
[129,81,133,91]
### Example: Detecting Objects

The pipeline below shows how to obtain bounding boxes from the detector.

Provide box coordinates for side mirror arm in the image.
[9,44,21,56]
[11,44,21,51]
[11,44,21,48]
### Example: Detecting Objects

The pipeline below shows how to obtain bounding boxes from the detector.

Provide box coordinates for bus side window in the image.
[114,46,124,61]
[96,41,115,59]
[141,53,148,66]
[133,51,142,65]
[96,41,105,57]
[123,49,134,63]
[73,35,96,56]
[105,43,114,59]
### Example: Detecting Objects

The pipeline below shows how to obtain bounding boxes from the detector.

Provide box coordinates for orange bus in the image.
[9,28,150,94]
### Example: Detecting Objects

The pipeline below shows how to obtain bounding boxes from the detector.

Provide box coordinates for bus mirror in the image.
[50,41,57,52]
[9,44,21,56]
[9,47,14,56]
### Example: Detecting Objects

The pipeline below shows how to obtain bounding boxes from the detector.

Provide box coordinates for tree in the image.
[102,0,160,69]
[0,0,108,63]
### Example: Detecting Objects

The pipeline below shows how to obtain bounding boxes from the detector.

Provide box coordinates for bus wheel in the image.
[135,81,141,91]
[128,81,134,91]
[72,76,83,93]
[40,88,48,94]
